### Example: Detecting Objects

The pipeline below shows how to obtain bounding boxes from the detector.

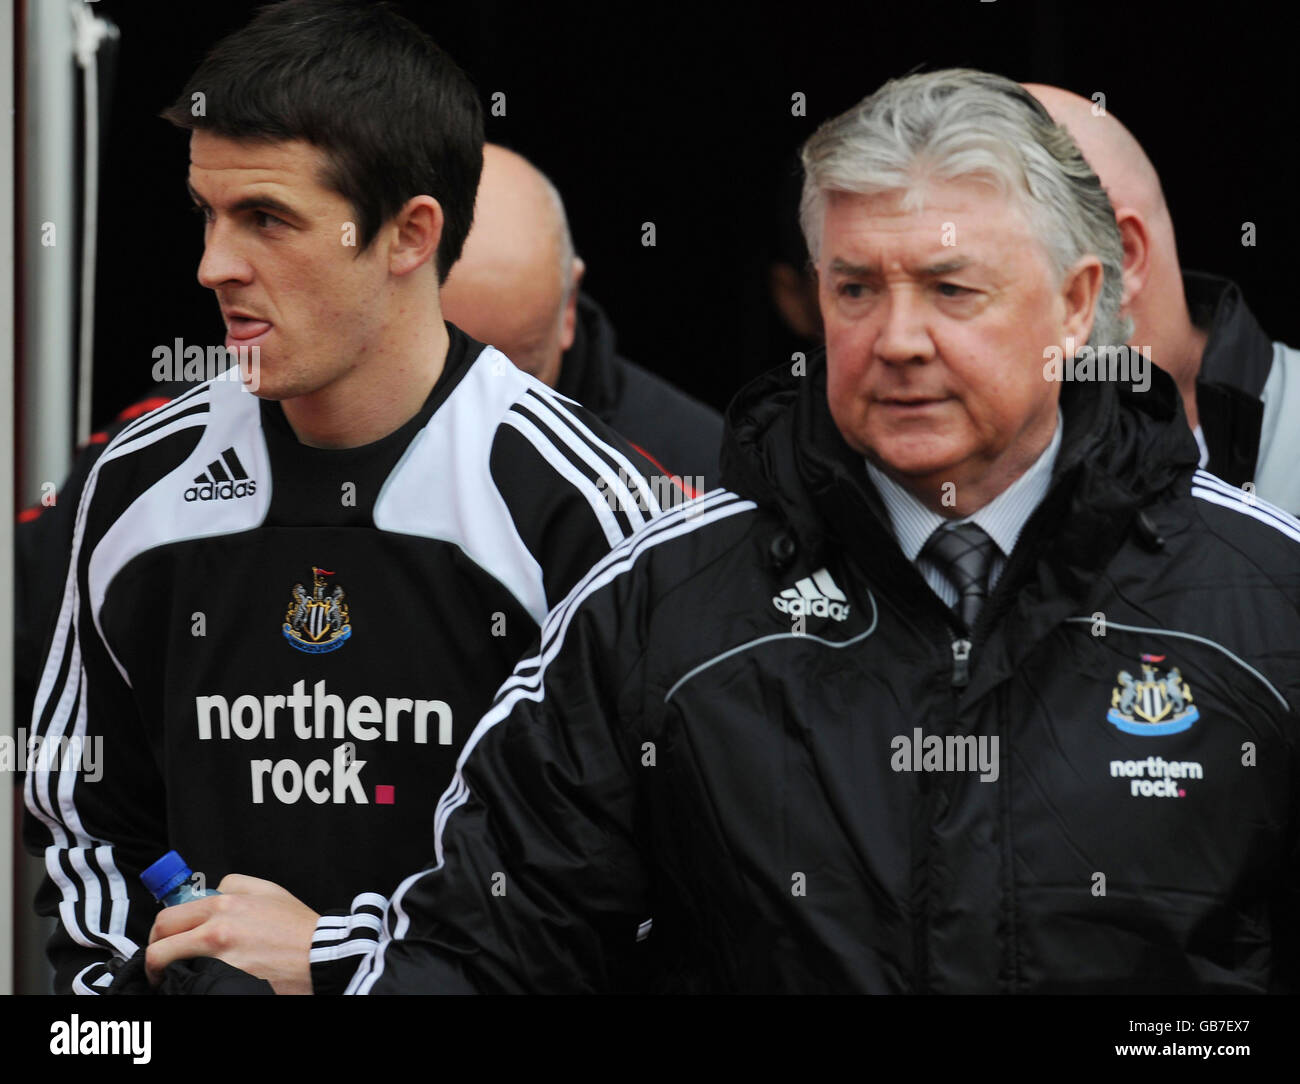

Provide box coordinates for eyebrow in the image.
[187,182,301,221]
[828,256,975,277]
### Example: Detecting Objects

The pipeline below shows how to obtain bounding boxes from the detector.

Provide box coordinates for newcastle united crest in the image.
[1107,653,1198,736]
[283,566,351,654]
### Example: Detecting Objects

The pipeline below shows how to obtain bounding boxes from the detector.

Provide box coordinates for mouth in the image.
[223,312,273,348]
[875,395,951,410]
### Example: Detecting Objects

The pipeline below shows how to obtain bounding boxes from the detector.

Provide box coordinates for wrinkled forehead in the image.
[819,180,1041,265]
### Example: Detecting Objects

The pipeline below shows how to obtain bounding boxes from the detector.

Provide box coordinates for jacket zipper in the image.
[939,505,1062,993]
[950,637,972,687]
[914,617,968,993]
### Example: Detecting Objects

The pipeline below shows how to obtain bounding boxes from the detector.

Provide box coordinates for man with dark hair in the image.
[24,0,661,995]
[158,0,482,283]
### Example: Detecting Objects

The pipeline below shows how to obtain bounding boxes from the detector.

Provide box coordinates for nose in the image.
[197,219,253,291]
[872,286,934,366]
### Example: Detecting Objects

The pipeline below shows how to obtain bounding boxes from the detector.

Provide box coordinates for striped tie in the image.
[922,523,997,632]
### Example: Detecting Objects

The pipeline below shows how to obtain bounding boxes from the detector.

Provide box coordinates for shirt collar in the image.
[864,408,1063,561]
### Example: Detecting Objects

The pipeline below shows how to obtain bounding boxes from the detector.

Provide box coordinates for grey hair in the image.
[799,68,1131,348]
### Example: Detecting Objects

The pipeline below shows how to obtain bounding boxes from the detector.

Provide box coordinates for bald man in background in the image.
[1026,84,1300,513]
[440,144,723,494]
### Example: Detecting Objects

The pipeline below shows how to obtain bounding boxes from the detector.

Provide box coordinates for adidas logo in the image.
[184,447,258,502]
[772,568,851,621]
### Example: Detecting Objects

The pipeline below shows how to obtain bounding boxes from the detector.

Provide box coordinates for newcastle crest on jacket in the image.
[283,566,351,654]
[1106,654,1198,735]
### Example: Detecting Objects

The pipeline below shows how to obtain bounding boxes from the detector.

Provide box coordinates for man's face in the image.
[819,179,1093,501]
[188,131,390,401]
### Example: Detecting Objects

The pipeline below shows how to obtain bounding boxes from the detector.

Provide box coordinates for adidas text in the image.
[185,479,257,502]
[184,446,257,502]
[772,595,850,621]
[772,568,851,622]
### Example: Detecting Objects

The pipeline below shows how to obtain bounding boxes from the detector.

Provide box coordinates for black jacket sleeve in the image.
[22,409,197,994]
[310,534,656,994]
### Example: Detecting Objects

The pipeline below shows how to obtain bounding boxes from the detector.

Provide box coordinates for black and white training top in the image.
[23,324,662,994]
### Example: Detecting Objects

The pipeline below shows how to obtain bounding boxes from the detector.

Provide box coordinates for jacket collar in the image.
[722,349,1199,603]
[1185,270,1273,486]
[1186,270,1274,396]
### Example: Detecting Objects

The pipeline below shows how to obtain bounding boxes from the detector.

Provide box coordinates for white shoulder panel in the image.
[373,346,548,625]
[88,377,271,652]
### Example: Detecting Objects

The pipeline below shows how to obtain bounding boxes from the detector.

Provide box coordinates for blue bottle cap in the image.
[140,851,193,901]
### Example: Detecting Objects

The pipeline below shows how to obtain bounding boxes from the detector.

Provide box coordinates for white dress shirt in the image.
[864,409,1063,609]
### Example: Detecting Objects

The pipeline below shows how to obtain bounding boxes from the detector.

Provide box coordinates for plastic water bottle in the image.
[141,850,220,907]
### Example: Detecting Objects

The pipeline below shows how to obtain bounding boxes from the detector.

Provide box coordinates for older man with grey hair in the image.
[157,69,1300,995]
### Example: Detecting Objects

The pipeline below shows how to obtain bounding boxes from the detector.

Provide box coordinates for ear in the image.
[558,256,586,353]
[1113,208,1151,312]
[389,196,444,277]
[1059,254,1105,349]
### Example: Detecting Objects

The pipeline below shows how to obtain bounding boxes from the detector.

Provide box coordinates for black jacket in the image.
[1188,270,1274,488]
[558,293,723,493]
[312,351,1300,994]
[1186,269,1300,515]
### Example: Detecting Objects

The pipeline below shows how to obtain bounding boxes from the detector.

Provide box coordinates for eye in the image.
[936,282,971,298]
[837,282,868,299]
[254,211,285,229]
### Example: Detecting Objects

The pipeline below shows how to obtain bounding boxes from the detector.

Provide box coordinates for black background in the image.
[77,0,1299,429]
